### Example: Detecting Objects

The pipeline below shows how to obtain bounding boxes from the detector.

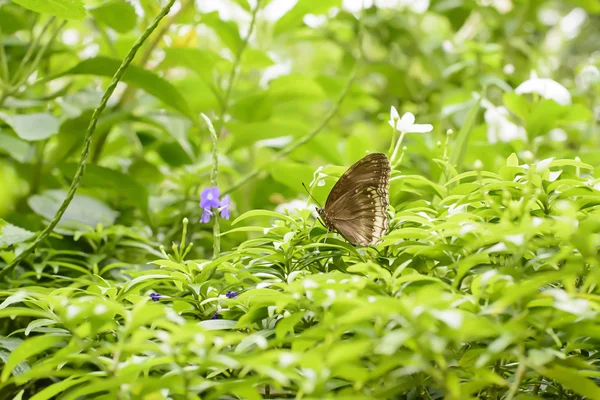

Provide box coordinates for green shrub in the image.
[1,0,600,399]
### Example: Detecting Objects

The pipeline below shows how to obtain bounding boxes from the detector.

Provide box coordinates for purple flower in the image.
[150,293,162,302]
[219,194,231,220]
[200,207,213,223]
[225,291,238,298]
[199,187,233,223]
[200,187,221,209]
[211,311,221,320]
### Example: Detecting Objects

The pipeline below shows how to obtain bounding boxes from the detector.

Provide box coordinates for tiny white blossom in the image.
[442,40,454,53]
[548,128,567,142]
[503,64,515,74]
[576,65,600,91]
[482,99,526,143]
[397,0,429,13]
[559,8,587,39]
[515,77,571,105]
[388,105,400,128]
[392,112,433,133]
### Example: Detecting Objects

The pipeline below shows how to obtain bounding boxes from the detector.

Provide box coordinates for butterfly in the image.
[316,153,390,246]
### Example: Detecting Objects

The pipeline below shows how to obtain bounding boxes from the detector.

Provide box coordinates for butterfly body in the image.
[317,153,391,246]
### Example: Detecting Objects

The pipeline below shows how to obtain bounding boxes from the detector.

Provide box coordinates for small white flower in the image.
[392,112,433,134]
[515,77,572,105]
[503,64,515,74]
[483,102,527,143]
[442,40,454,53]
[66,305,81,320]
[93,304,108,315]
[397,0,429,13]
[278,352,297,367]
[559,8,587,39]
[309,166,327,188]
[576,65,600,91]
[388,105,400,128]
[548,128,568,142]
[505,234,524,246]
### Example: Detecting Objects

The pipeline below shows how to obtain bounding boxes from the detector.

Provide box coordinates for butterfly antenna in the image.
[301,182,323,208]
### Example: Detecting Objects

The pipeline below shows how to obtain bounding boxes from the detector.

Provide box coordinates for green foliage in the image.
[1,0,600,399]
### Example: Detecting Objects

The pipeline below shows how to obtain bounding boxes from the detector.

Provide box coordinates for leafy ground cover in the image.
[1,0,600,399]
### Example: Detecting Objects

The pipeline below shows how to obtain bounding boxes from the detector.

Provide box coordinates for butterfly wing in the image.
[324,153,390,246]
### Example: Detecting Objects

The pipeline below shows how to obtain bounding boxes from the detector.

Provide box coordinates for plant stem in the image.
[224,64,358,195]
[390,131,406,165]
[506,347,527,400]
[31,140,47,194]
[201,113,221,259]
[14,21,67,90]
[11,16,54,87]
[216,0,261,135]
[0,0,177,279]
[93,21,119,58]
[0,26,10,83]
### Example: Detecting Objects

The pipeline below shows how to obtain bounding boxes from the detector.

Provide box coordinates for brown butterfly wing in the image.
[323,153,390,246]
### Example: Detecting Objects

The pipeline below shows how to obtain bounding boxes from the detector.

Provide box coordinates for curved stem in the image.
[215,0,261,135]
[15,21,67,90]
[11,16,54,86]
[0,0,177,278]
[506,347,527,400]
[0,25,10,83]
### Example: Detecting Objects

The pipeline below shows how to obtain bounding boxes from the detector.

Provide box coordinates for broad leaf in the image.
[0,112,59,141]
[0,218,35,247]
[55,57,193,119]
[28,190,119,231]
[9,0,86,20]
[90,0,137,33]
[58,163,150,222]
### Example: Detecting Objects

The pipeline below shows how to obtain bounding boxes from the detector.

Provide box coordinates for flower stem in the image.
[0,0,177,279]
[390,131,406,165]
[201,113,221,259]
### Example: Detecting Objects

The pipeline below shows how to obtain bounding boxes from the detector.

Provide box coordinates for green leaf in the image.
[274,0,341,35]
[28,190,119,231]
[90,0,137,33]
[30,376,91,400]
[540,364,600,399]
[55,57,193,119]
[228,120,310,151]
[0,218,35,247]
[162,48,225,81]
[0,6,30,34]
[0,335,65,382]
[0,133,31,163]
[58,163,150,222]
[0,112,59,141]
[526,100,562,138]
[449,92,482,170]
[502,92,530,121]
[232,209,297,226]
[9,0,86,20]
[242,48,275,69]
[201,11,242,53]
[198,320,238,330]
[269,161,315,192]
[268,74,327,102]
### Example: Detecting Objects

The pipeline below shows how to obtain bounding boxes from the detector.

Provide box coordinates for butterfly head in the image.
[315,207,332,230]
